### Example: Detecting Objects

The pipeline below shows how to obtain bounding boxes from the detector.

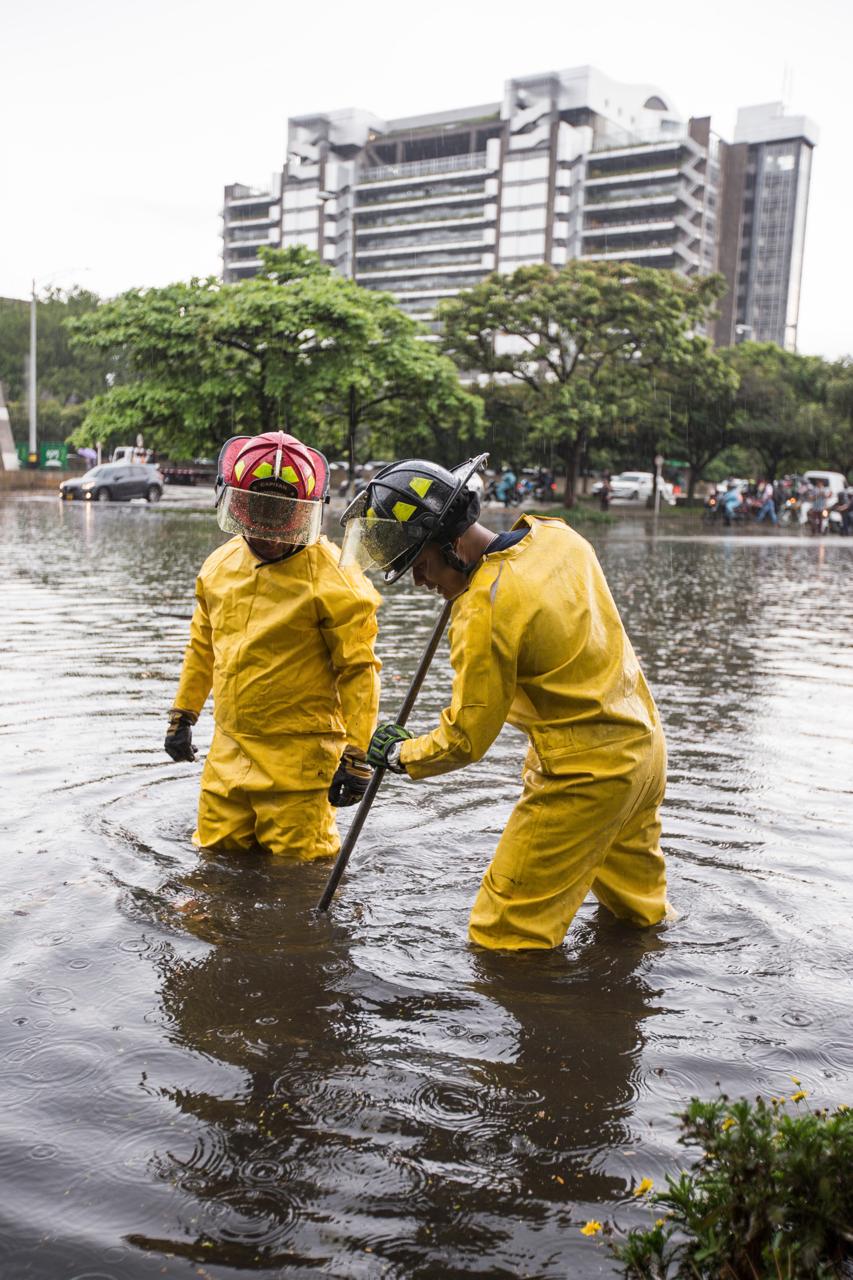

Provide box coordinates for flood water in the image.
[1,492,852,1279]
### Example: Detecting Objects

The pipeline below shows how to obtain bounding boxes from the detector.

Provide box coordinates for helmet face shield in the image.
[339,491,427,578]
[216,486,324,545]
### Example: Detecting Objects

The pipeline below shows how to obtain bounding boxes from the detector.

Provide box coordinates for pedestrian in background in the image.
[755,478,778,525]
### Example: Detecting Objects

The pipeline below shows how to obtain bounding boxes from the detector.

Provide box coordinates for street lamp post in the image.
[27,267,91,468]
[28,280,38,466]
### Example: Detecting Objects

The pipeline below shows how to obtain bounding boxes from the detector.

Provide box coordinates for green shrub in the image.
[607,1092,853,1279]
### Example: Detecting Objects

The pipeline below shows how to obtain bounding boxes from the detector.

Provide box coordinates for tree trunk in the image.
[561,434,583,507]
[687,466,698,504]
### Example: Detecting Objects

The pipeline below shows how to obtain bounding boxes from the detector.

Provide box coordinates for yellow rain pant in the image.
[194,728,340,859]
[468,726,668,950]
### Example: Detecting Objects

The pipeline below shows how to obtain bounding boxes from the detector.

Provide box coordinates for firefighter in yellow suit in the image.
[342,457,670,950]
[165,432,381,860]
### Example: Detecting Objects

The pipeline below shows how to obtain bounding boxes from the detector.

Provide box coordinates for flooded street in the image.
[1,493,852,1279]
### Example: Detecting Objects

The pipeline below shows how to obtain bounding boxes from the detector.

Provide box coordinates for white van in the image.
[803,470,848,503]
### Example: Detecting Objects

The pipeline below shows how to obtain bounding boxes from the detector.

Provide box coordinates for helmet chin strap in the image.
[439,542,468,574]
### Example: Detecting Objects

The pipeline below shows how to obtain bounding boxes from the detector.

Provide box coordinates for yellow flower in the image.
[656,1218,666,1228]
[789,1075,801,1086]
[837,1103,849,1113]
[790,1090,808,1103]
[721,1117,736,1132]
[580,1220,603,1237]
[634,1177,654,1196]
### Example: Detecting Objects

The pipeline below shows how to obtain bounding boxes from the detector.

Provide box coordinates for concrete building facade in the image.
[221,67,816,350]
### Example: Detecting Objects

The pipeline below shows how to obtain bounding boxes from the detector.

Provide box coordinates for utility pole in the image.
[28,280,38,466]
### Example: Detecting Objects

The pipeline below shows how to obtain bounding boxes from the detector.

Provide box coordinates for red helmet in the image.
[217,431,328,500]
[215,431,330,545]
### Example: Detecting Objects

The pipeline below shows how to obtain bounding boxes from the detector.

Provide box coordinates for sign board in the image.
[39,442,68,469]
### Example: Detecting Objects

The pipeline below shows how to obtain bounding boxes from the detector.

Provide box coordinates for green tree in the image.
[439,260,724,505]
[67,250,380,458]
[825,357,853,478]
[0,287,108,405]
[643,337,740,503]
[723,342,827,480]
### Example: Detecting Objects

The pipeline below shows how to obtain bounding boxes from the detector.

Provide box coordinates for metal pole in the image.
[28,280,37,463]
[316,598,453,913]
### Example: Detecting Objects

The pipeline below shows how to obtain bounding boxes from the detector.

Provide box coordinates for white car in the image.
[592,471,675,505]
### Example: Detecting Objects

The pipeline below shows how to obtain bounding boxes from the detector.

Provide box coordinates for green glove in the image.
[366,723,412,774]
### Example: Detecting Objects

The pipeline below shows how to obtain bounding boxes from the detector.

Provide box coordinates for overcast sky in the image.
[2,0,850,358]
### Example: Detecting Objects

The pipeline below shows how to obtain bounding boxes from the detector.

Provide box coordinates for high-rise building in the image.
[221,67,816,350]
[713,103,818,350]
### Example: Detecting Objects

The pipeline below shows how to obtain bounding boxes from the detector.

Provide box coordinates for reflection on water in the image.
[1,495,851,1278]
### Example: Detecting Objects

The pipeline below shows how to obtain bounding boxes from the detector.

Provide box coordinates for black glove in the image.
[165,708,198,762]
[328,746,372,807]
[366,723,412,774]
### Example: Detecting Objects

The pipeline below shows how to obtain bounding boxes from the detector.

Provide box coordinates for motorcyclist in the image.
[834,486,853,536]
[164,430,381,859]
[341,456,672,951]
[719,481,742,527]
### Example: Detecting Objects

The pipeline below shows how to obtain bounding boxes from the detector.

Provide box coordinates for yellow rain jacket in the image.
[174,534,381,859]
[400,515,669,948]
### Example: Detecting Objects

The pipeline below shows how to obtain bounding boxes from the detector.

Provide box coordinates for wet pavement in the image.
[1,492,851,1278]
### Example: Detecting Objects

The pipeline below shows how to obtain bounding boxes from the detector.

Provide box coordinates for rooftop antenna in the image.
[781,64,794,112]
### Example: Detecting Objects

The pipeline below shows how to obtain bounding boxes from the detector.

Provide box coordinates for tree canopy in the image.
[722,342,828,480]
[66,248,482,475]
[439,260,725,503]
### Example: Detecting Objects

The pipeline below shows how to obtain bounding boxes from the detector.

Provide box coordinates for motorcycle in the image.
[702,494,721,522]
[778,496,801,526]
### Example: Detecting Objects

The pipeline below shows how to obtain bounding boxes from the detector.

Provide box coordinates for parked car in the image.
[59,463,164,503]
[591,471,675,505]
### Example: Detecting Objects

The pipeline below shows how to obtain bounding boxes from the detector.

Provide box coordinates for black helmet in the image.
[340,454,488,583]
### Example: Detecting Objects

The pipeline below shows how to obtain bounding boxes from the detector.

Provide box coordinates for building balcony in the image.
[582,217,677,236]
[589,132,688,157]
[356,231,494,256]
[585,166,680,188]
[358,277,487,298]
[225,253,264,268]
[355,180,489,211]
[356,252,492,279]
[225,229,277,246]
[355,215,494,245]
[583,190,678,213]
[581,244,679,263]
[224,211,275,226]
[357,151,490,185]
